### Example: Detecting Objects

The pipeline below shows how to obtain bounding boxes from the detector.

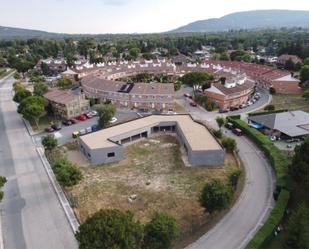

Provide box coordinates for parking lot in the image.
[34,110,140,146]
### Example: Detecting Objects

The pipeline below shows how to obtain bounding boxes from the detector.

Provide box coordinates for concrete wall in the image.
[90,146,124,165]
[189,150,225,166]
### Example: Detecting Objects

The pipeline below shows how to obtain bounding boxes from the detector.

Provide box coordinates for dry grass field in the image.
[271,94,309,112]
[66,135,240,246]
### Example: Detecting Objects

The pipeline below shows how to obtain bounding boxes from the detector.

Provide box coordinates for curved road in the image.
[0,75,77,249]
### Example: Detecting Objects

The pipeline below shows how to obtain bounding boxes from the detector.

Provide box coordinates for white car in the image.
[110,117,118,124]
[91,110,98,116]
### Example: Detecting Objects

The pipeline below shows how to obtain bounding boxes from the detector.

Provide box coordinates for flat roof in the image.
[80,115,221,151]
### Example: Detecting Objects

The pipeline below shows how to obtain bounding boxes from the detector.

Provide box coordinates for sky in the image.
[1,0,309,34]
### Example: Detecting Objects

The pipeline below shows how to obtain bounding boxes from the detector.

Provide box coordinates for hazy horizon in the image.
[1,0,309,34]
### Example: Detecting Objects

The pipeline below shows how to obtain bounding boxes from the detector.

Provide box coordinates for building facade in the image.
[44,89,90,119]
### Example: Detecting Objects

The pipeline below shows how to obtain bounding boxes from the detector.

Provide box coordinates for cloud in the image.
[100,0,131,6]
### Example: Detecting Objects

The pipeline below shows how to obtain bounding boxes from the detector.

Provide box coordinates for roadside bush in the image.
[229,169,242,190]
[52,156,82,187]
[213,129,222,139]
[206,102,215,111]
[199,178,232,214]
[13,89,32,103]
[144,212,179,249]
[222,137,237,152]
[264,104,275,111]
[269,87,276,95]
[42,134,58,151]
[248,109,288,116]
[246,190,290,249]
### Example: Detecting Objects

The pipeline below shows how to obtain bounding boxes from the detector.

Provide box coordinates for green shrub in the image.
[264,105,275,111]
[248,109,288,117]
[245,190,290,249]
[222,137,237,152]
[213,129,223,139]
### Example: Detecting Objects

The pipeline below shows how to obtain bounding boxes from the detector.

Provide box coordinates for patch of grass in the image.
[68,135,239,247]
[271,94,309,112]
[0,68,14,79]
[30,114,60,131]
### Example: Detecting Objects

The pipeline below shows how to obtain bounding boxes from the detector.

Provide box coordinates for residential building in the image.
[44,89,90,119]
[277,54,302,65]
[248,111,309,138]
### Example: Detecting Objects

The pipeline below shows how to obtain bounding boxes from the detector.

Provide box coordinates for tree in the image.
[33,82,49,96]
[284,203,309,249]
[213,129,222,139]
[269,87,276,95]
[129,48,141,60]
[40,62,51,75]
[264,104,275,111]
[95,104,116,129]
[42,134,58,150]
[57,78,72,89]
[17,96,48,128]
[181,71,213,95]
[76,209,143,249]
[300,65,309,83]
[199,178,231,214]
[143,212,179,249]
[13,89,32,103]
[289,137,309,188]
[52,156,82,187]
[229,169,242,190]
[13,72,21,80]
[0,176,7,202]
[304,57,309,65]
[174,80,181,91]
[219,52,230,61]
[303,90,309,101]
[284,58,296,71]
[222,137,237,152]
[13,81,25,92]
[195,94,208,108]
[216,117,225,129]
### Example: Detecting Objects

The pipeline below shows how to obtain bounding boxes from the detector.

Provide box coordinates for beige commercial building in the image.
[78,114,225,166]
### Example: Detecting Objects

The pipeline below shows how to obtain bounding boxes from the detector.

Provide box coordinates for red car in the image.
[45,127,54,133]
[78,114,87,121]
[85,112,93,119]
[190,101,197,107]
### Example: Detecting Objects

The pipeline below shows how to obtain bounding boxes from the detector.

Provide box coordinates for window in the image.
[107,152,115,158]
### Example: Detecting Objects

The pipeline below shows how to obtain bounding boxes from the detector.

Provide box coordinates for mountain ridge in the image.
[170,10,309,33]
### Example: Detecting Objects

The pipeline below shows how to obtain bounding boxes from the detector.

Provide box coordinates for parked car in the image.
[78,114,87,121]
[241,103,247,109]
[62,120,72,126]
[184,93,191,98]
[110,117,118,124]
[70,118,79,124]
[225,122,234,130]
[86,127,92,133]
[219,108,228,113]
[91,110,98,116]
[91,124,98,132]
[230,106,239,111]
[45,127,54,133]
[232,128,243,136]
[79,129,87,136]
[85,112,93,119]
[72,131,80,138]
[51,123,62,131]
[190,101,197,107]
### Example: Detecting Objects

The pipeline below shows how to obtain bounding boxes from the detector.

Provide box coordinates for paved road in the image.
[0,75,77,249]
[186,130,275,249]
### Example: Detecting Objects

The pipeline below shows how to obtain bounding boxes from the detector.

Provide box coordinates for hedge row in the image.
[226,117,289,189]
[248,109,288,117]
[245,190,290,249]
[226,117,290,249]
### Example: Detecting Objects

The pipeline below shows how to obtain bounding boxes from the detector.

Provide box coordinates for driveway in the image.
[0,75,77,249]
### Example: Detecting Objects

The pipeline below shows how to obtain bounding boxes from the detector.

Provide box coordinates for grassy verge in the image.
[227,117,290,249]
[0,68,14,79]
[271,94,309,113]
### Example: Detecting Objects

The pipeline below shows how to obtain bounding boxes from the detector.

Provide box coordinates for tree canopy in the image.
[95,103,116,129]
[143,212,179,249]
[76,209,143,249]
[33,82,49,96]
[181,71,213,91]
[42,134,58,150]
[199,178,231,214]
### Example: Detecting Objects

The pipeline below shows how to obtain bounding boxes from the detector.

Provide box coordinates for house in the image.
[78,115,225,166]
[44,89,90,119]
[61,68,78,80]
[248,111,309,139]
[277,54,302,65]
[204,77,255,108]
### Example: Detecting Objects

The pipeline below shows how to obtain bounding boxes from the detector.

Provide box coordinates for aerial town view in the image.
[1,1,309,249]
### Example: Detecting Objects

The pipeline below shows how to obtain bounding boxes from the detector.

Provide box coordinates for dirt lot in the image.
[67,135,240,246]
[271,94,309,112]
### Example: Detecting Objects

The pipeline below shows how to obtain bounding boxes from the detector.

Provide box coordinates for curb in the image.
[36,147,80,233]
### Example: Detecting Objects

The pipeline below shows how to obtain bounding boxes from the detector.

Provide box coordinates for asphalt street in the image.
[0,75,77,249]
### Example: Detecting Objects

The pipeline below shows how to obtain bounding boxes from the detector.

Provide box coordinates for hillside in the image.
[0,26,69,39]
[170,10,309,33]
